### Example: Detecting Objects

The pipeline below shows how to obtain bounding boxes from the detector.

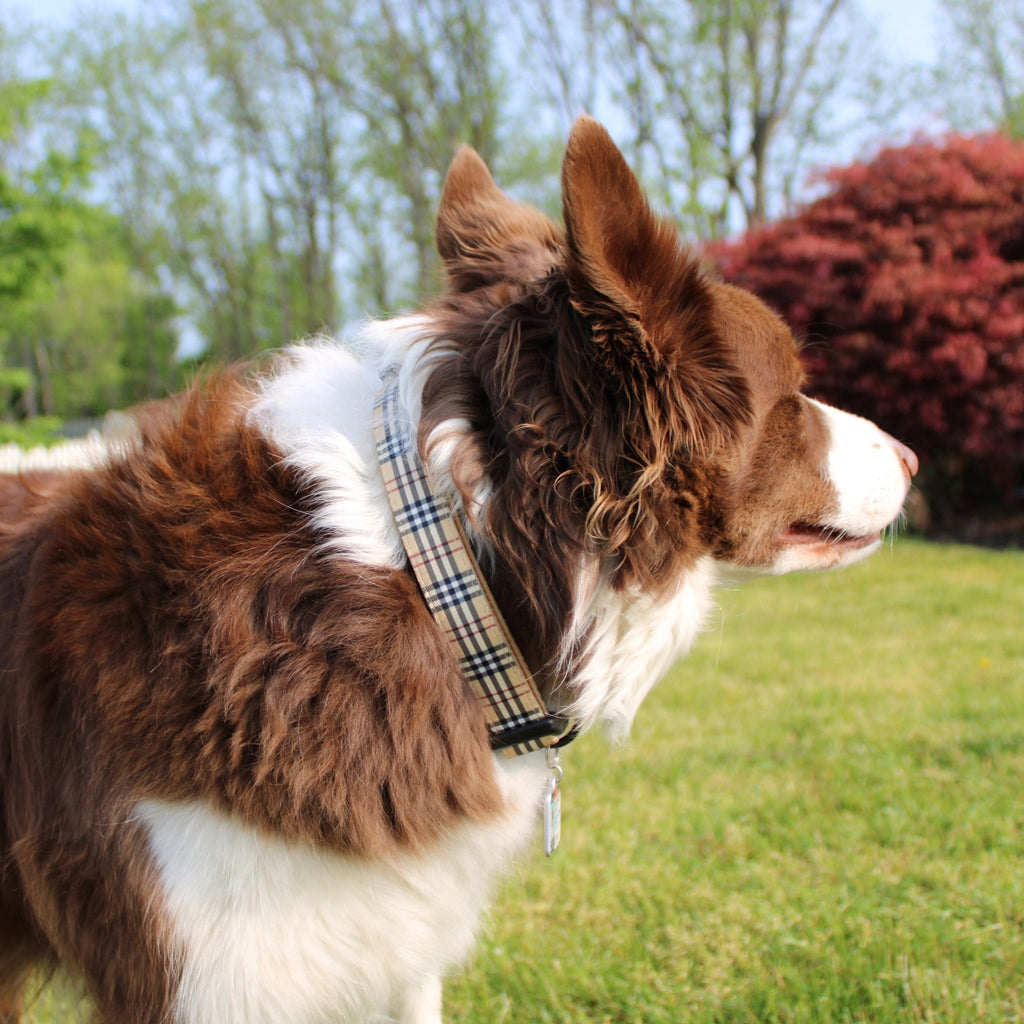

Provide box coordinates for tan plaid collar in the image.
[374,375,576,757]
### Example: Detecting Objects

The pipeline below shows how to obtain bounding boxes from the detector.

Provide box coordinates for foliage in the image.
[62,0,522,360]
[25,540,1024,1022]
[711,133,1024,525]
[523,0,896,236]
[20,0,890,370]
[0,37,181,423]
[0,415,62,447]
[937,0,1024,139]
[0,70,80,304]
[2,0,1021,428]
[6,221,181,419]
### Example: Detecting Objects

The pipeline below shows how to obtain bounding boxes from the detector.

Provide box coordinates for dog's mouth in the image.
[779,521,881,551]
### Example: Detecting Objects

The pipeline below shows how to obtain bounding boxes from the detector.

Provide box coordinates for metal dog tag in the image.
[542,751,563,857]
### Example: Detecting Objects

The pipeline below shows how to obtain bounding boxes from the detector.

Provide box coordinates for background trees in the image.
[0,0,1021,533]
[57,0,526,362]
[523,0,888,237]
[0,29,180,425]
[2,0,992,366]
[937,0,1024,139]
[8,0,906,373]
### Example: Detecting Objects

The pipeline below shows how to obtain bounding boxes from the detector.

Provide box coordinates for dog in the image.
[0,118,916,1024]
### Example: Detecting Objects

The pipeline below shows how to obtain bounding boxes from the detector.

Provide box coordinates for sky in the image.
[3,0,941,66]
[863,0,939,64]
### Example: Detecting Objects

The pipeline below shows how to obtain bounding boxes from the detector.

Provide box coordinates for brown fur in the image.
[436,145,564,293]
[0,993,22,1024]
[420,119,827,678]
[704,286,836,566]
[0,375,501,1019]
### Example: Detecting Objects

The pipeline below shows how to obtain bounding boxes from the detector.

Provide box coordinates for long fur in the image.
[0,118,915,1023]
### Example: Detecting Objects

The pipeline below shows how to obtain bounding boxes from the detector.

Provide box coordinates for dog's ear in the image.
[561,117,749,450]
[436,146,563,292]
[561,117,713,363]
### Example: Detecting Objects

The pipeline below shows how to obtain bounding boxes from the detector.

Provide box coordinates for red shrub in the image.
[711,134,1024,531]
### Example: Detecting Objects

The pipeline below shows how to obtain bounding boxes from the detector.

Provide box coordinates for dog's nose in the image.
[883,432,919,479]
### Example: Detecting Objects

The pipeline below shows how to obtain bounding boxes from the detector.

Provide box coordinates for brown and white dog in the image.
[0,119,915,1023]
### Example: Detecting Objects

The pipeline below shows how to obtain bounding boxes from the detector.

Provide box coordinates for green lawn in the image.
[25,540,1024,1023]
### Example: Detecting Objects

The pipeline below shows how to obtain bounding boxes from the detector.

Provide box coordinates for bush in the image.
[710,133,1024,535]
[0,416,64,448]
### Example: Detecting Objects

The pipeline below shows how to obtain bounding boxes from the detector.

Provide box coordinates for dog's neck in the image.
[374,374,576,756]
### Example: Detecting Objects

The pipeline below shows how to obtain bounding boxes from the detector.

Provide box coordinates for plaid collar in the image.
[374,375,576,757]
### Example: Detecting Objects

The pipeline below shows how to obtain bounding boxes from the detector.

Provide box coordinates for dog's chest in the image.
[137,757,546,1024]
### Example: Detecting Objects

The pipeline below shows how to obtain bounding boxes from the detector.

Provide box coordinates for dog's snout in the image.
[881,432,919,480]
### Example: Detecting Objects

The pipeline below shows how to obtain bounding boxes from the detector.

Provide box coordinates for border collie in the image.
[0,118,916,1023]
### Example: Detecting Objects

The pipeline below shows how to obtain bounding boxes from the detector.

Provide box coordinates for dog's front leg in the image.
[390,974,442,1024]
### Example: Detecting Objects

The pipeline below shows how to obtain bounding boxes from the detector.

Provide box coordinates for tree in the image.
[7,218,180,420]
[61,0,525,359]
[0,63,77,306]
[1,43,88,417]
[711,133,1024,531]
[1,29,179,422]
[523,0,892,237]
[348,0,509,299]
[936,0,1024,138]
[65,4,331,362]
[10,0,936,391]
[187,0,356,343]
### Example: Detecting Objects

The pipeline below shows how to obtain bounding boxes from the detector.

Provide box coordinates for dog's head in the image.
[425,117,916,678]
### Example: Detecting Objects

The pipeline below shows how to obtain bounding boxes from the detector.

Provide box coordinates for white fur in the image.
[248,340,403,571]
[139,756,548,1024]
[561,558,718,738]
[248,319,438,571]
[769,397,912,574]
[811,398,911,534]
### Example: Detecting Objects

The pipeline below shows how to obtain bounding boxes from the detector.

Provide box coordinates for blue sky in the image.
[3,0,941,66]
[866,0,939,64]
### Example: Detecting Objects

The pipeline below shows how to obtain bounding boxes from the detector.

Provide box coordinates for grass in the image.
[24,540,1024,1023]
